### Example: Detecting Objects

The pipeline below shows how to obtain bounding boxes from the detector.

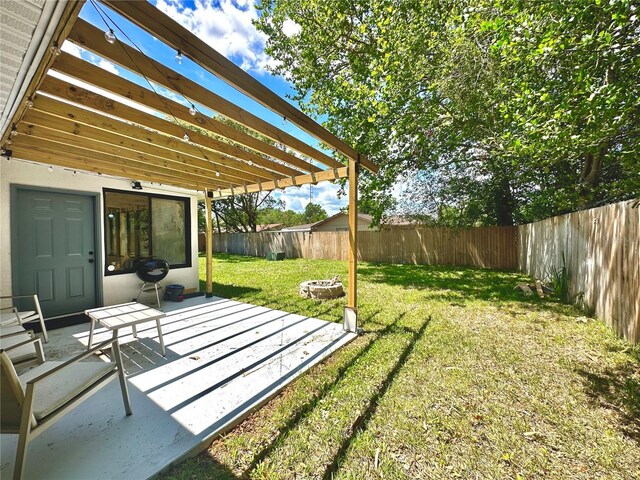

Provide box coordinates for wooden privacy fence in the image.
[518,200,639,343]
[212,226,518,269]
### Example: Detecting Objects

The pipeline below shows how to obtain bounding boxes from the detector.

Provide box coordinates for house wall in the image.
[0,159,200,311]
[314,215,373,232]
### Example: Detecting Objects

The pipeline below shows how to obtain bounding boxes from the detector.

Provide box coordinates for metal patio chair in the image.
[0,295,48,343]
[0,330,45,372]
[0,338,132,480]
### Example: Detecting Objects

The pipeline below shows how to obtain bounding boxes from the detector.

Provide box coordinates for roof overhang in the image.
[1,0,377,199]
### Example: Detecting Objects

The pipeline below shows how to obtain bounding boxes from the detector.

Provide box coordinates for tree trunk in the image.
[492,174,515,226]
[578,146,607,207]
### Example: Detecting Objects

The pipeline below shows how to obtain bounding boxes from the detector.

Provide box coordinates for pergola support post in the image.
[205,190,214,298]
[344,154,359,332]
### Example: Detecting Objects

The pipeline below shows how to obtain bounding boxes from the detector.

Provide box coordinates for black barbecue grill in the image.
[135,258,169,307]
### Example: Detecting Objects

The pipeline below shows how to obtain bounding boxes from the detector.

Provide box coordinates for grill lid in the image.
[135,258,169,282]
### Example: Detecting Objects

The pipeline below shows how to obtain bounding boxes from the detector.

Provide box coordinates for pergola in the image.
[1,0,378,331]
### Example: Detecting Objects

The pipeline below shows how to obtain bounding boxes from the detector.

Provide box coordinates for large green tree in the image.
[303,202,328,223]
[211,192,275,232]
[256,0,639,225]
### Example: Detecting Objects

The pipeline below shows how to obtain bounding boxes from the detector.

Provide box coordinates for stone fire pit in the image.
[299,276,345,300]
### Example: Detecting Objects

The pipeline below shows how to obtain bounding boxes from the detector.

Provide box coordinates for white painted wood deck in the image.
[0,296,356,479]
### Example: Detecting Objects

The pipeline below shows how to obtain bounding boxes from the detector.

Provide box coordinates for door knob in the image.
[88,259,95,264]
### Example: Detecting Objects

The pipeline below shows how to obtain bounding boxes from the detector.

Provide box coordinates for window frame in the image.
[103,188,191,276]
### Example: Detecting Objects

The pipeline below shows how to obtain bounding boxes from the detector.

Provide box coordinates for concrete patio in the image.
[0,296,356,479]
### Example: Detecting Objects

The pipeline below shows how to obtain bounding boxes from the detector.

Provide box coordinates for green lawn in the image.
[164,254,639,480]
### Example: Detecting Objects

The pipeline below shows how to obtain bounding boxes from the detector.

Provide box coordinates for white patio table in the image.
[86,302,166,356]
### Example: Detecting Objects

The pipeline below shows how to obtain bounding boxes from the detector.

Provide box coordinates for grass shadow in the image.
[359,263,533,303]
[162,453,240,480]
[199,280,262,300]
[202,252,260,264]
[576,360,640,442]
[242,310,398,475]
[322,315,432,479]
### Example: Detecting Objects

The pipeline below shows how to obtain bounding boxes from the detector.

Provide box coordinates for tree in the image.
[257,199,307,227]
[211,192,275,232]
[256,0,640,225]
[302,203,328,224]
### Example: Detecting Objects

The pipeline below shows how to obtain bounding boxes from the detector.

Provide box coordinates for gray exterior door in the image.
[13,188,97,317]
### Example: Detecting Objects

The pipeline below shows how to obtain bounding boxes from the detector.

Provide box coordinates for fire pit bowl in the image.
[299,276,345,300]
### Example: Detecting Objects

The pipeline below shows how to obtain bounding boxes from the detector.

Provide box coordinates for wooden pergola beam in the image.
[51,52,323,175]
[20,108,266,185]
[68,19,345,171]
[37,78,299,179]
[12,134,217,188]
[10,142,209,191]
[345,155,359,332]
[103,0,378,174]
[211,167,348,199]
[204,190,214,298]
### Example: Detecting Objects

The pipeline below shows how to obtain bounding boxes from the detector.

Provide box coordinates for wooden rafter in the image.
[16,112,256,186]
[24,99,277,183]
[12,132,223,188]
[10,141,212,191]
[51,52,323,174]
[102,0,379,174]
[67,19,346,171]
[36,78,300,180]
[211,167,349,199]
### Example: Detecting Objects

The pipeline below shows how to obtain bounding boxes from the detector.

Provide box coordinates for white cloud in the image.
[60,41,120,76]
[154,0,273,74]
[282,19,301,38]
[61,41,83,58]
[98,59,119,76]
[277,181,346,215]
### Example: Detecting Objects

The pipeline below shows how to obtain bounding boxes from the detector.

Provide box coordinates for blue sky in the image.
[69,0,348,214]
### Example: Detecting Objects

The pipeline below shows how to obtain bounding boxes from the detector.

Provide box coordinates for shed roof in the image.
[1,0,377,198]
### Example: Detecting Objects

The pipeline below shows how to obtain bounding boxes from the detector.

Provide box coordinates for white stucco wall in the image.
[0,159,200,312]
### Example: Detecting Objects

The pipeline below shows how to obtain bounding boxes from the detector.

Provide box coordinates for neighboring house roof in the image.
[256,224,282,232]
[280,223,315,232]
[281,212,374,232]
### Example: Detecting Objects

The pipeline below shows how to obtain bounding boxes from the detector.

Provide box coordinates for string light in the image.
[189,104,197,116]
[175,50,183,64]
[5,139,11,145]
[182,133,190,142]
[247,160,253,166]
[104,28,116,44]
[215,170,220,177]
[10,125,18,137]
[48,165,53,172]
[26,97,34,108]
[50,41,61,56]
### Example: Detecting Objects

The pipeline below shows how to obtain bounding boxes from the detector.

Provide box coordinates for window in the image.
[104,189,190,275]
